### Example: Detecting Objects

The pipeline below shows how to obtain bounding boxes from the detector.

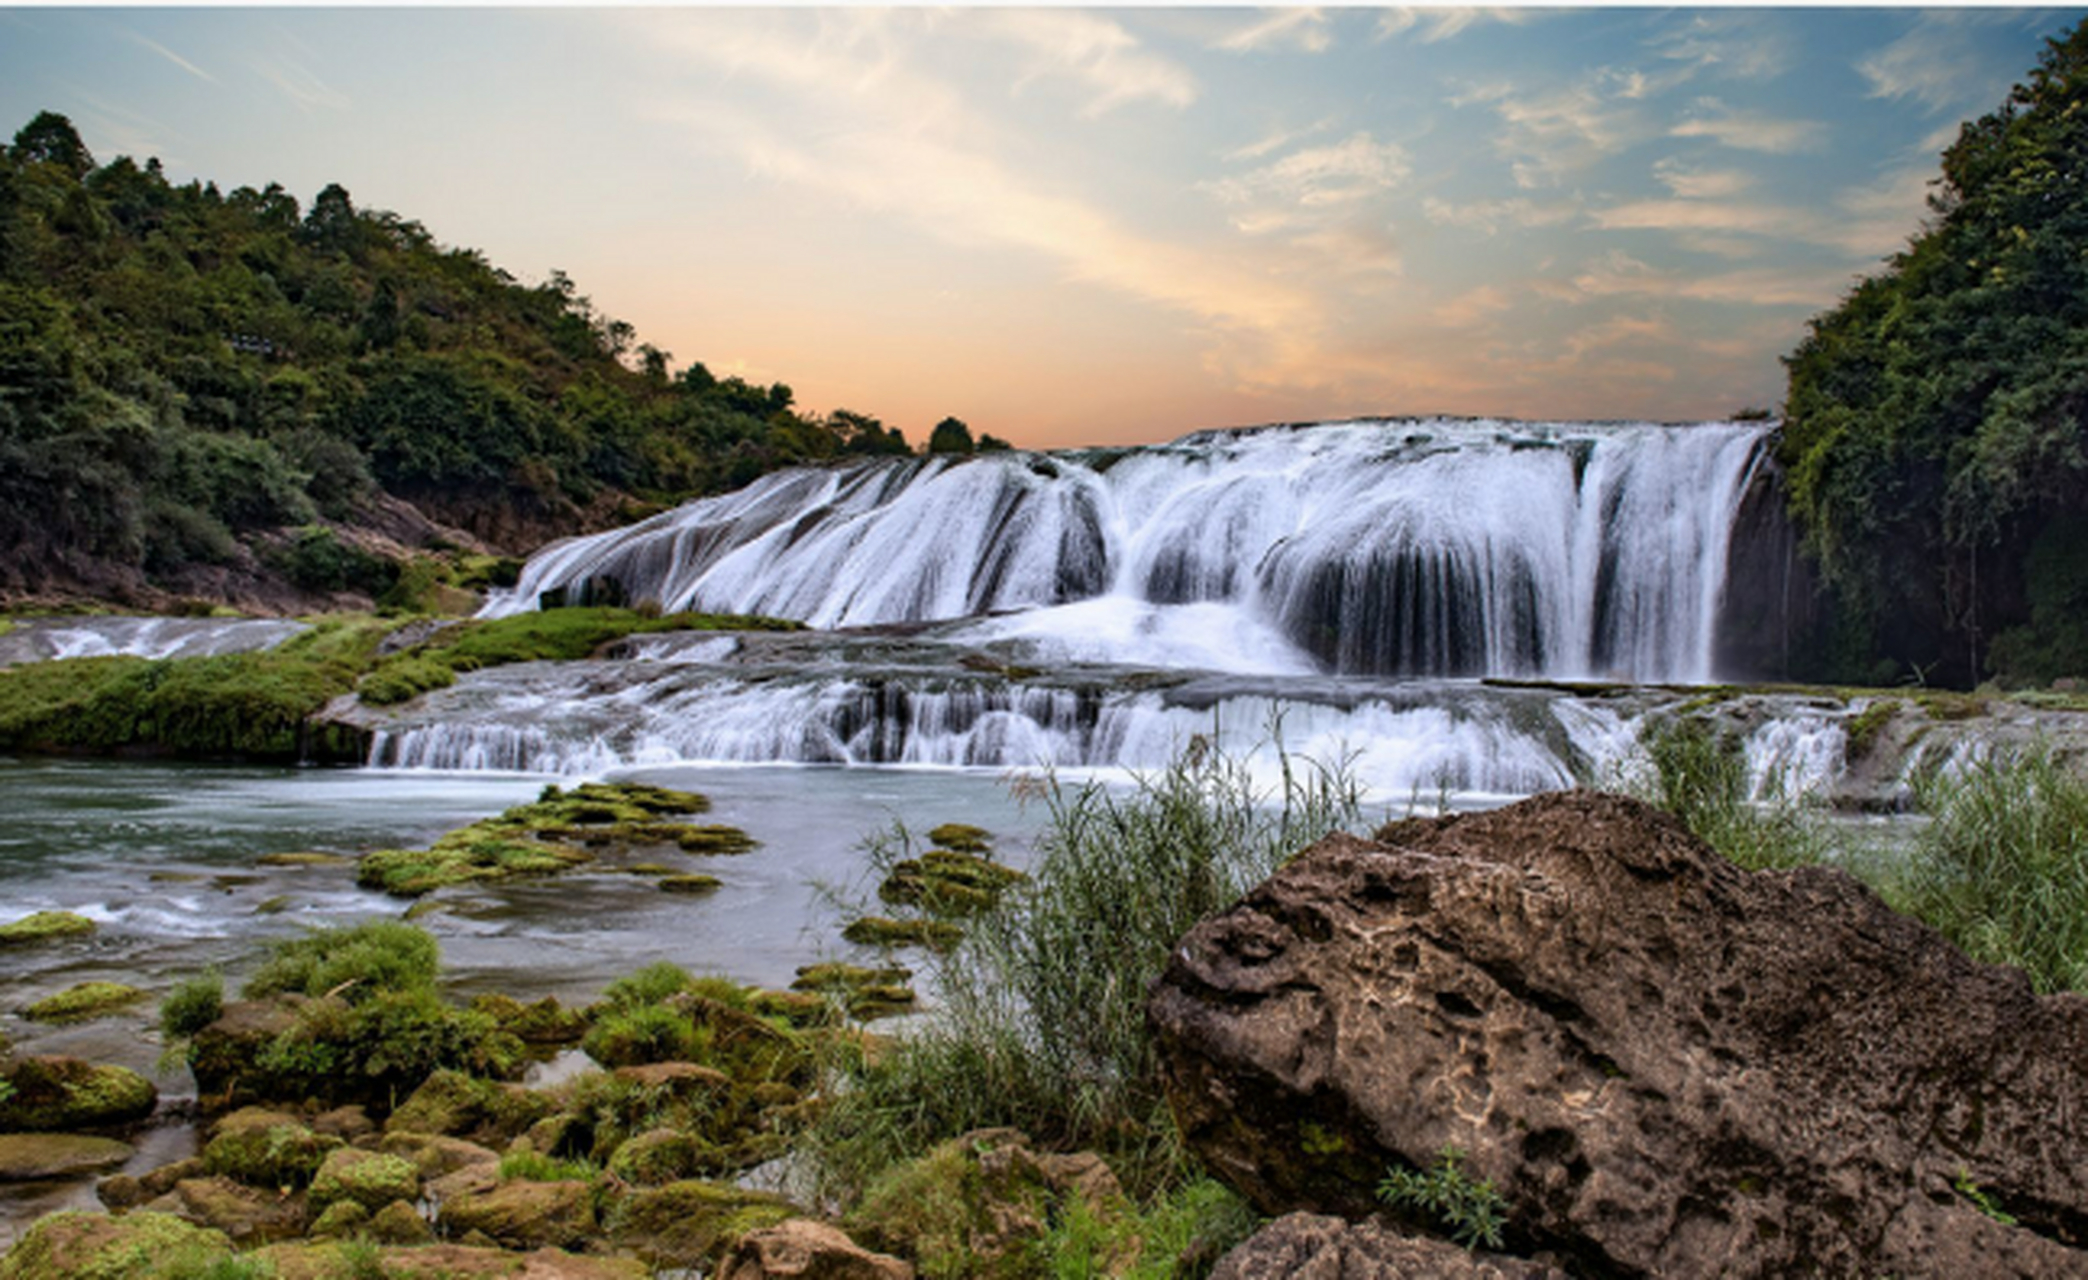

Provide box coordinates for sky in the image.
[1,6,2080,449]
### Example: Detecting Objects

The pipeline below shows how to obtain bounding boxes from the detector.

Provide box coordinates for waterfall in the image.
[487,419,1769,684]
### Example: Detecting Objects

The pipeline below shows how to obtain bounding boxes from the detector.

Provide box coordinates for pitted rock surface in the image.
[1212,1212,1569,1279]
[1148,791,2088,1278]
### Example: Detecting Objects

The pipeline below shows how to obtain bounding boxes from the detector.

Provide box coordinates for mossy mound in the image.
[23,981,146,1023]
[254,851,354,868]
[745,988,841,1030]
[789,964,918,1022]
[308,1146,420,1214]
[0,1210,231,1280]
[440,1177,597,1251]
[253,1240,649,1279]
[675,825,759,855]
[0,910,95,946]
[468,993,589,1045]
[355,781,720,897]
[879,849,1026,916]
[201,1110,342,1188]
[0,1056,156,1131]
[657,873,723,895]
[842,915,963,952]
[605,1179,796,1272]
[926,822,993,853]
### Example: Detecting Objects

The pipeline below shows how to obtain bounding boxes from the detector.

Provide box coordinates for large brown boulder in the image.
[717,1219,915,1280]
[1213,1212,1567,1279]
[1148,792,2088,1279]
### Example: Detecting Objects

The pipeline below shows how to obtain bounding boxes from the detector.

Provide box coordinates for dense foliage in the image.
[1781,24,2088,686]
[0,110,941,598]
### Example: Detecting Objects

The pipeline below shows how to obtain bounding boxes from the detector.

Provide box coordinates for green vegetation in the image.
[22,981,145,1023]
[0,910,95,946]
[158,968,224,1040]
[813,740,1362,1202]
[1954,1168,2020,1226]
[354,780,714,896]
[1779,25,2088,687]
[1377,1146,1509,1251]
[0,109,1006,606]
[1901,744,2088,994]
[1630,717,1832,871]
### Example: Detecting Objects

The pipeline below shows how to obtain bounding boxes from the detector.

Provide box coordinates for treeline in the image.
[0,110,1005,599]
[1780,23,2088,688]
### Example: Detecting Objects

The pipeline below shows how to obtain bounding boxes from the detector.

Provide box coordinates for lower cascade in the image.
[487,418,1773,684]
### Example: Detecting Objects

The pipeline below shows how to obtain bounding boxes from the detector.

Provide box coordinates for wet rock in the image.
[137,1155,207,1198]
[1149,792,2088,1279]
[717,1218,916,1280]
[94,1172,144,1209]
[0,1133,133,1181]
[156,1174,308,1245]
[0,1210,230,1279]
[1212,1212,1568,1279]
[440,1177,596,1250]
[0,1055,156,1131]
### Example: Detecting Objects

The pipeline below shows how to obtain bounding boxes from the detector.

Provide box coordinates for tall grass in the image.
[813,738,1364,1201]
[1902,745,2088,994]
[1629,716,1833,871]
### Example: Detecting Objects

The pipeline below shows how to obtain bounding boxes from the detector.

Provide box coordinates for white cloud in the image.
[1562,250,1845,309]
[1451,72,1654,187]
[986,10,1197,117]
[1375,8,1533,45]
[1422,195,1576,236]
[1646,13,1794,83]
[1652,158,1753,199]
[1224,117,1337,164]
[1857,23,1972,114]
[1669,99,1825,155]
[1207,132,1410,209]
[1216,9,1332,55]
[125,30,217,83]
[1588,160,1935,260]
[1434,284,1512,328]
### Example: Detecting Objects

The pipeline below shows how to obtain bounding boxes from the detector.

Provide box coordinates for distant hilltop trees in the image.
[0,109,998,601]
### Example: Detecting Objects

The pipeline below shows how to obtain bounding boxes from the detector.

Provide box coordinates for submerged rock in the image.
[0,1133,133,1181]
[1149,792,2088,1278]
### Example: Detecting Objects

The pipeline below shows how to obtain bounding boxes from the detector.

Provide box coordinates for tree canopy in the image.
[0,111,1006,601]
[1780,22,2088,686]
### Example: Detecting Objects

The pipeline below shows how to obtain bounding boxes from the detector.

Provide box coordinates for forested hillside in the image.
[1781,23,2088,688]
[0,110,999,610]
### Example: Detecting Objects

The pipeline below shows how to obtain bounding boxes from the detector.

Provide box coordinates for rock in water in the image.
[1148,792,2088,1279]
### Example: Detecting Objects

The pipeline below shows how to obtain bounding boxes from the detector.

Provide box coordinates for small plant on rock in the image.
[1376,1145,1508,1251]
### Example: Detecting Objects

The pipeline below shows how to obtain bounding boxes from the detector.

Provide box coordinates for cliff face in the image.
[1713,448,1824,684]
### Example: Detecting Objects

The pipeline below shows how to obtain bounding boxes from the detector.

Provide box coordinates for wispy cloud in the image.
[1224,116,1336,164]
[124,29,216,83]
[1558,249,1845,309]
[1646,13,1794,83]
[1376,8,1533,45]
[1858,20,1975,114]
[1669,99,1825,155]
[1422,195,1576,236]
[1652,158,1753,199]
[1590,157,1933,261]
[986,10,1196,117]
[1215,9,1332,56]
[628,11,1325,393]
[1455,75,1650,188]
[1206,132,1410,209]
[253,57,349,112]
[1434,284,1512,328]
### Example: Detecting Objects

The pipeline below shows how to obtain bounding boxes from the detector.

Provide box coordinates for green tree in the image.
[927,416,975,455]
[10,111,92,178]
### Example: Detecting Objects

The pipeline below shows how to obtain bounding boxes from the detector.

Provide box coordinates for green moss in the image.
[1844,698,1903,760]
[0,1210,233,1280]
[0,910,96,946]
[675,825,759,855]
[657,874,722,895]
[354,655,455,706]
[0,1058,156,1131]
[925,823,992,853]
[24,981,146,1023]
[202,1115,342,1189]
[243,921,439,1001]
[880,850,1025,917]
[842,915,963,952]
[605,1179,794,1271]
[307,1147,419,1213]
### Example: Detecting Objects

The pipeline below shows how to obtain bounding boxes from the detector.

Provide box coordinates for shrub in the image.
[813,737,1363,1200]
[1378,1145,1508,1250]
[599,961,694,1010]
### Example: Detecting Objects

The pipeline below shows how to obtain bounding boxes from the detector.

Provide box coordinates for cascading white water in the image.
[486,419,1768,684]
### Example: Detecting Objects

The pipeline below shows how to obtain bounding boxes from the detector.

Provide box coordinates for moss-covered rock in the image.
[440,1177,596,1250]
[201,1110,341,1188]
[22,981,147,1024]
[848,1128,1127,1280]
[386,1070,552,1145]
[606,1179,795,1271]
[378,1131,503,1180]
[154,1174,308,1245]
[468,993,589,1045]
[305,1197,369,1240]
[842,915,963,951]
[674,825,759,855]
[309,1146,420,1214]
[604,1127,711,1187]
[880,849,1025,917]
[657,873,723,895]
[0,1210,230,1280]
[366,1197,437,1245]
[0,910,95,946]
[0,1134,133,1182]
[926,822,992,853]
[253,1240,649,1279]
[0,1056,157,1131]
